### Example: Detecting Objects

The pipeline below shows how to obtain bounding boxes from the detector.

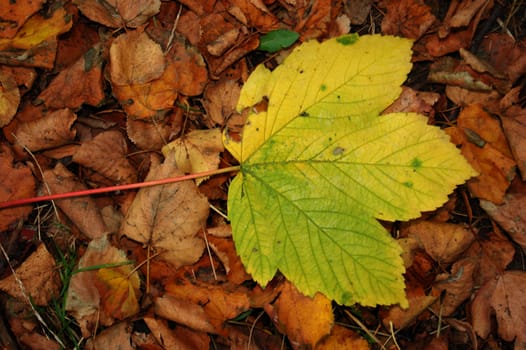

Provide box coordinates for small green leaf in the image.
[225,34,477,307]
[258,29,300,53]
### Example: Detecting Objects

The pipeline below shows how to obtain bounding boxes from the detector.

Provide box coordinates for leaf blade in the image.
[230,34,414,162]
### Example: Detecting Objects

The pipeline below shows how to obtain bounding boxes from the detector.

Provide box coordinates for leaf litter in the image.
[0,1,526,349]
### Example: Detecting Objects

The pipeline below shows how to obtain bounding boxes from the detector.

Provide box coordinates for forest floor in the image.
[1,0,526,349]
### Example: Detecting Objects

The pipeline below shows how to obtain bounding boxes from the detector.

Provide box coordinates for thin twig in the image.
[0,166,240,209]
[344,309,385,350]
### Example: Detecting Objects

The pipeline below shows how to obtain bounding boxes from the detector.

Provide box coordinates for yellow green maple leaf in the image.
[224,34,477,307]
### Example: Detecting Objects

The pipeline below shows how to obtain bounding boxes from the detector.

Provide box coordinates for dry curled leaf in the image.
[380,0,436,40]
[0,70,20,127]
[0,244,60,306]
[472,271,526,348]
[0,144,35,231]
[73,130,137,184]
[162,128,224,184]
[74,0,160,28]
[43,163,108,239]
[14,108,77,152]
[39,44,105,109]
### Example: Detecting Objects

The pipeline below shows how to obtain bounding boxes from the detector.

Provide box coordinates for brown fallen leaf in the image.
[0,244,60,306]
[446,104,516,204]
[264,280,333,348]
[0,70,20,127]
[38,44,105,109]
[110,30,165,86]
[403,220,475,264]
[73,130,137,184]
[480,33,526,83]
[431,258,476,316]
[120,152,209,268]
[164,280,250,333]
[84,321,134,350]
[465,228,515,286]
[501,105,526,180]
[316,324,371,349]
[66,236,141,337]
[437,0,490,38]
[112,34,207,118]
[203,79,242,126]
[154,294,216,333]
[0,144,35,231]
[428,56,502,93]
[0,0,45,39]
[74,0,160,28]
[207,235,251,284]
[126,112,182,150]
[226,0,279,32]
[0,7,72,51]
[162,128,224,184]
[471,271,526,348]
[143,316,210,349]
[383,86,440,117]
[380,0,436,40]
[381,282,437,330]
[43,163,109,239]
[14,108,77,152]
[423,27,473,58]
[480,193,526,251]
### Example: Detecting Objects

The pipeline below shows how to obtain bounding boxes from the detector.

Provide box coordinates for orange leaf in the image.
[264,280,333,348]
[96,266,141,320]
[0,7,72,50]
[0,144,35,231]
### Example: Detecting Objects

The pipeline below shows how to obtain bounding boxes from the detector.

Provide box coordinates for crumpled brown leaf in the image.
[126,112,182,150]
[110,31,165,86]
[465,228,515,286]
[501,104,526,181]
[143,317,210,349]
[0,144,35,231]
[74,0,160,28]
[111,33,207,118]
[403,220,475,264]
[0,70,20,127]
[43,163,108,239]
[480,193,526,251]
[472,271,526,348]
[163,280,250,334]
[446,104,516,204]
[39,44,105,109]
[380,0,436,40]
[73,130,137,184]
[0,244,60,306]
[161,128,224,184]
[432,258,476,316]
[0,0,45,39]
[120,152,209,268]
[203,79,242,126]
[14,108,77,152]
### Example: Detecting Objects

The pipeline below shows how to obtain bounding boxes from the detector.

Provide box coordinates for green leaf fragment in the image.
[258,29,300,52]
[225,34,477,307]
